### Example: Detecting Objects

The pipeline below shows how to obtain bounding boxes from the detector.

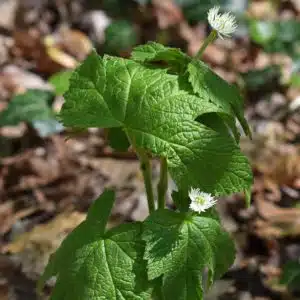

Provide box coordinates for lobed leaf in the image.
[188,59,251,138]
[39,190,152,300]
[142,209,235,300]
[60,51,252,196]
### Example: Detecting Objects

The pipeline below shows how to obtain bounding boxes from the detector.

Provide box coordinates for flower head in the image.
[207,6,237,39]
[189,188,217,213]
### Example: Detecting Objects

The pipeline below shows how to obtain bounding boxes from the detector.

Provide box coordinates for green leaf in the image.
[249,20,277,45]
[104,20,138,55]
[61,51,252,196]
[108,127,130,151]
[0,89,54,126]
[39,190,152,299]
[132,44,246,141]
[131,42,190,72]
[142,209,235,300]
[188,59,251,138]
[249,20,300,56]
[291,73,300,88]
[172,190,190,212]
[240,65,281,92]
[290,58,300,88]
[280,261,300,290]
[49,70,73,95]
[0,89,62,137]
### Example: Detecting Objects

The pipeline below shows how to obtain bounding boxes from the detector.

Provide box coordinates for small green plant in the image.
[39,6,253,300]
[0,89,63,137]
[280,260,300,292]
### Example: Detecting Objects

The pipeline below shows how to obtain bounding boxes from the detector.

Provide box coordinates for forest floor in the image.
[0,0,300,299]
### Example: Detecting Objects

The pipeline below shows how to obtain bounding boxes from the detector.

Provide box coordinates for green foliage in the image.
[49,70,73,95]
[249,20,300,56]
[131,42,190,72]
[280,261,300,290]
[104,20,138,55]
[60,48,252,196]
[0,89,63,137]
[108,127,130,151]
[39,190,152,299]
[42,41,252,300]
[142,209,235,299]
[241,65,281,92]
[290,59,300,88]
[188,60,251,137]
[249,20,277,45]
[0,89,54,126]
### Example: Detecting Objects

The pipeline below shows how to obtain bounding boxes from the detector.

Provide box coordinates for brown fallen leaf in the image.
[58,27,93,61]
[255,194,300,224]
[0,201,14,235]
[2,211,85,254]
[247,1,276,19]
[253,194,300,238]
[45,46,78,69]
[0,277,9,300]
[2,211,86,279]
[152,0,183,29]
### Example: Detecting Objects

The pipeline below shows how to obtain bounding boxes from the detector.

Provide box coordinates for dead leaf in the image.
[46,46,78,69]
[2,211,85,278]
[2,211,85,254]
[256,194,300,224]
[152,0,183,29]
[253,194,300,237]
[0,65,51,94]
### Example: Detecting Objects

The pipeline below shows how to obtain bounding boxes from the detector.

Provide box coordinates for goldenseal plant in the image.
[39,6,253,300]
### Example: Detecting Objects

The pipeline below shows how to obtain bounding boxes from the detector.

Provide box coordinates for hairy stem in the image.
[157,157,168,210]
[195,30,218,59]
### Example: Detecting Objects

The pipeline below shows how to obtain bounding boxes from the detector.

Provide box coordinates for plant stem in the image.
[135,148,155,213]
[157,157,168,210]
[195,30,218,59]
[125,131,155,213]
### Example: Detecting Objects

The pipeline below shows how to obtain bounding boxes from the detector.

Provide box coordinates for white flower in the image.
[207,6,237,39]
[189,188,217,213]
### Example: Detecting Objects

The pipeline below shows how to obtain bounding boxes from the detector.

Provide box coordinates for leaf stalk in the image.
[195,30,218,59]
[157,157,168,210]
[125,130,155,213]
[137,148,155,213]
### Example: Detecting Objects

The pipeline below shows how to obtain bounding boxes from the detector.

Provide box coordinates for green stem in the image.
[125,131,155,213]
[157,157,168,210]
[138,149,155,213]
[195,30,218,59]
